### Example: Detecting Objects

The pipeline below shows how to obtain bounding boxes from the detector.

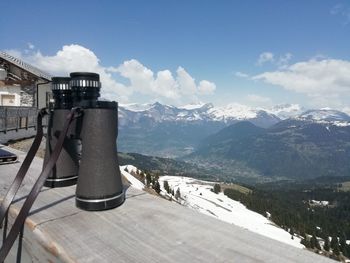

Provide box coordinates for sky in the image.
[1,0,350,110]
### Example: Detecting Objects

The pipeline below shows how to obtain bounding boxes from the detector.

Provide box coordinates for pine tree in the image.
[310,235,317,249]
[331,235,338,251]
[344,244,350,258]
[146,173,152,186]
[324,237,330,252]
[289,228,294,236]
[171,189,175,196]
[315,236,321,250]
[175,188,181,200]
[163,180,170,194]
[301,234,311,248]
[153,180,161,194]
[333,242,340,256]
[154,171,160,180]
[140,172,145,181]
[340,233,346,253]
[213,184,221,194]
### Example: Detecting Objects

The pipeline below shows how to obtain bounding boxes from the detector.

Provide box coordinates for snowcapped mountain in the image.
[118,102,280,157]
[117,102,350,157]
[266,104,304,120]
[297,109,350,123]
[119,102,280,128]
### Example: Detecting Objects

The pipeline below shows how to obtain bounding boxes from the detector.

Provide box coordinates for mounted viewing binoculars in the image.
[43,72,125,211]
[0,72,125,260]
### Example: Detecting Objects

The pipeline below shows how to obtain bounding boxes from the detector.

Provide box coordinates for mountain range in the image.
[119,102,288,128]
[117,102,350,157]
[188,119,350,181]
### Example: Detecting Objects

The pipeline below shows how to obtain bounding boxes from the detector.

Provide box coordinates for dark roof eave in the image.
[0,51,52,81]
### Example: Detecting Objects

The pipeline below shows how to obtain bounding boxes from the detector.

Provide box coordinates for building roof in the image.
[0,51,51,81]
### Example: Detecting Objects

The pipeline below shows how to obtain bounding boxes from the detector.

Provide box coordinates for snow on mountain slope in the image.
[266,104,304,119]
[294,109,350,127]
[158,175,304,249]
[120,102,350,125]
[179,102,208,110]
[208,103,258,121]
[120,165,145,190]
[120,103,154,112]
[119,102,280,127]
[298,109,350,122]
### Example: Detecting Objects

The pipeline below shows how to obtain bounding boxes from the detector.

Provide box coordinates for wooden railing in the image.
[0,106,46,133]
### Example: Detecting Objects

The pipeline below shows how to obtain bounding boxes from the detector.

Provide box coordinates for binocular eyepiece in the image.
[43,72,124,211]
[51,72,101,109]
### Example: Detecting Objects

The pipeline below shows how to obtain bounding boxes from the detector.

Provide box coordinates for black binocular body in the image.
[43,72,124,211]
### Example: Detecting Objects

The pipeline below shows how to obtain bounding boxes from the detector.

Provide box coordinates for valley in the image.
[118,102,350,182]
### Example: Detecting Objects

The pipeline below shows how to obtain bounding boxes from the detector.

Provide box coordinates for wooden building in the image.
[0,51,52,108]
[0,51,52,142]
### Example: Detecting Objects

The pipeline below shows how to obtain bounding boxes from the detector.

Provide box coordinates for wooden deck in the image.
[0,146,334,262]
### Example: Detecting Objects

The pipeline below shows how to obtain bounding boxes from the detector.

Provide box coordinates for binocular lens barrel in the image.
[52,77,73,109]
[76,101,124,211]
[43,77,80,188]
[70,72,101,107]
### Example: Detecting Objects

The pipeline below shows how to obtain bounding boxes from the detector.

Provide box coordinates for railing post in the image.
[4,107,7,134]
[16,108,19,131]
[25,115,28,130]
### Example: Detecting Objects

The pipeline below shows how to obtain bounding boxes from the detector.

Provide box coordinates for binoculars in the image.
[43,72,124,211]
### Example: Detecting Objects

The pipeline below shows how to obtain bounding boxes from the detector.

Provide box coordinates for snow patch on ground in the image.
[120,165,145,190]
[158,175,304,249]
[310,200,329,207]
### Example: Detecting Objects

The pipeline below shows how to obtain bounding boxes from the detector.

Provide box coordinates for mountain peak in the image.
[266,104,304,119]
[180,102,213,110]
[119,101,281,128]
[151,101,174,109]
[298,109,350,122]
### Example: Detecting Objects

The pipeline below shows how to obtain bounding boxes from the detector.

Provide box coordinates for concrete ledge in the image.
[0,146,334,262]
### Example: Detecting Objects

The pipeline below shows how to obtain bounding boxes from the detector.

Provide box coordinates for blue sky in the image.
[1,0,350,110]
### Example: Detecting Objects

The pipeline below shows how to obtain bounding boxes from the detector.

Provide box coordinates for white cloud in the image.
[257,52,274,65]
[176,66,197,97]
[235,71,249,78]
[330,3,350,24]
[256,52,292,67]
[27,43,35,50]
[277,53,292,67]
[246,94,271,103]
[7,44,216,105]
[198,80,216,95]
[4,49,23,59]
[342,107,350,116]
[253,58,350,108]
[114,61,215,103]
